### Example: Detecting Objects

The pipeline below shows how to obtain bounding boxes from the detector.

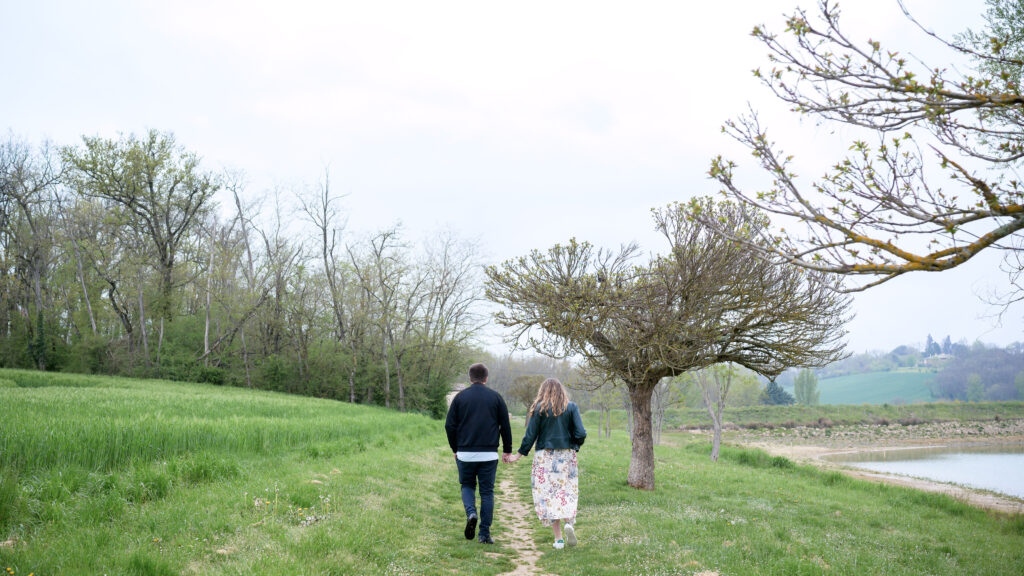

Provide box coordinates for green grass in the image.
[816,370,936,405]
[2,368,1022,575]
[521,437,1024,575]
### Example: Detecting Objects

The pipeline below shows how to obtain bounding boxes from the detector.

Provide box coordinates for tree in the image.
[0,137,62,369]
[693,364,737,461]
[486,199,848,489]
[966,373,985,402]
[793,368,820,405]
[706,0,1024,295]
[942,335,953,355]
[651,377,684,445]
[589,380,624,439]
[508,374,544,411]
[925,334,942,357]
[762,381,795,405]
[63,130,219,327]
[1016,370,1024,400]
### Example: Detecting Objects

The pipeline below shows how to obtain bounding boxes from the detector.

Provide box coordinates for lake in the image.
[824,444,1024,499]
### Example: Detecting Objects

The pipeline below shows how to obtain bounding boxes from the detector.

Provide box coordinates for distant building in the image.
[446,383,466,407]
[923,353,952,366]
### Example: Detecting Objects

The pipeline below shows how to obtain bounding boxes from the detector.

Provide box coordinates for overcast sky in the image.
[2,0,1019,353]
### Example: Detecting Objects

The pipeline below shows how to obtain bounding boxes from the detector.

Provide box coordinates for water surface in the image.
[824,444,1024,499]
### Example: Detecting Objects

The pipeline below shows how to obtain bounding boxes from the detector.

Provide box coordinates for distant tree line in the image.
[0,130,483,417]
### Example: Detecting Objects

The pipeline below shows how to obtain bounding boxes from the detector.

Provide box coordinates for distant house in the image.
[446,383,466,407]
[923,353,952,366]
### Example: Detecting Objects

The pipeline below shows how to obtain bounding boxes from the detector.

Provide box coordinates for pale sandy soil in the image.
[719,419,1024,514]
[495,474,555,576]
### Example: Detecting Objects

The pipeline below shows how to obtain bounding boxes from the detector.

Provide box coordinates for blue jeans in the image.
[457,459,498,538]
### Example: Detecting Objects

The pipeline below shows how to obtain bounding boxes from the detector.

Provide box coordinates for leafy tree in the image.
[1016,370,1024,400]
[762,381,795,405]
[486,200,847,489]
[966,374,986,402]
[63,130,219,325]
[705,0,1024,295]
[508,374,544,410]
[794,368,820,405]
[925,334,942,357]
[935,347,1024,400]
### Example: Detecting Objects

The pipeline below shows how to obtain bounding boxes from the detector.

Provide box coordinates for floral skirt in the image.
[531,449,579,526]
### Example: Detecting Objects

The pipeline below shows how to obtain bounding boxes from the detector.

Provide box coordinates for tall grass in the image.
[2,368,1022,575]
[0,369,420,471]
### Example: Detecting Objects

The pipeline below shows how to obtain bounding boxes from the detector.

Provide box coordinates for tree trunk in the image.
[348,338,358,403]
[72,242,97,335]
[106,282,133,351]
[138,280,150,366]
[390,337,405,411]
[699,368,731,462]
[204,252,212,366]
[381,337,391,409]
[705,402,723,462]
[627,383,656,490]
[157,317,164,367]
[241,328,252,388]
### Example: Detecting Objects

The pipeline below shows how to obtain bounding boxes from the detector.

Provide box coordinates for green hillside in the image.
[2,368,1022,575]
[817,370,936,405]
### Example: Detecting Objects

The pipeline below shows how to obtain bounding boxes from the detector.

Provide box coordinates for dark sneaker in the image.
[464,514,478,540]
[478,535,494,544]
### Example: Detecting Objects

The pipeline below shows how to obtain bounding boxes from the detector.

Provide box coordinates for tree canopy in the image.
[706,0,1024,297]
[486,199,848,489]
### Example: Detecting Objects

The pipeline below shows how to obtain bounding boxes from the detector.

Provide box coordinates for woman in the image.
[510,377,587,549]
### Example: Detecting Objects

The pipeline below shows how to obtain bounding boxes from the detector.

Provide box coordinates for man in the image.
[444,363,513,544]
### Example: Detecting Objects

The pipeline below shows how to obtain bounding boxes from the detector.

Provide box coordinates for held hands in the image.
[502,453,522,464]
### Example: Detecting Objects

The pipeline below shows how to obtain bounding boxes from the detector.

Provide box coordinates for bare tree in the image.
[694,365,736,462]
[707,0,1024,295]
[651,378,684,446]
[0,137,62,368]
[300,170,349,343]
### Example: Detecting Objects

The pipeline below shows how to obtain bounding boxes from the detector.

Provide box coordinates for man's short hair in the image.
[469,363,488,383]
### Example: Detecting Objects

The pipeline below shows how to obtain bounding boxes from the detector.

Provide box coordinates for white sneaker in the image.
[564,523,577,547]
[553,539,565,550]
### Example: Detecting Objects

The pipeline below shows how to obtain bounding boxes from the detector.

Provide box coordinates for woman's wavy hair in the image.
[528,377,570,420]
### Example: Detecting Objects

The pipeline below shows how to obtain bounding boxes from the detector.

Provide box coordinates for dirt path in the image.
[495,473,551,576]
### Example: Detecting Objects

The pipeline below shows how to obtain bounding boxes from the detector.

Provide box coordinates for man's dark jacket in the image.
[445,382,513,454]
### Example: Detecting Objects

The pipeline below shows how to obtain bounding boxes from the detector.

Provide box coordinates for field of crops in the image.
[816,370,936,405]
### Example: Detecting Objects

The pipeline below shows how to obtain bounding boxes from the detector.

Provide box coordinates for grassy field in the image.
[815,371,936,405]
[2,369,1023,575]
